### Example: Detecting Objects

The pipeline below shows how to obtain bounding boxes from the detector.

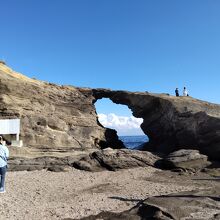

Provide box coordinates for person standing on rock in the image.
[183,87,188,96]
[0,136,9,193]
[175,88,179,97]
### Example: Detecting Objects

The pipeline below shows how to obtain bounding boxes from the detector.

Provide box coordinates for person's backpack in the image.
[0,154,8,168]
[0,149,7,164]
[0,155,6,162]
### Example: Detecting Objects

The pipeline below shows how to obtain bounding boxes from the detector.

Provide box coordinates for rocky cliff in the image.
[0,63,122,159]
[93,89,220,160]
[0,63,220,161]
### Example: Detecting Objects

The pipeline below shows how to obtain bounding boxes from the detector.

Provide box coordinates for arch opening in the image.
[95,98,149,149]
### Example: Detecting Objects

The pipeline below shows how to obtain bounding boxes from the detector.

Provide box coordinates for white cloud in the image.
[98,113,144,136]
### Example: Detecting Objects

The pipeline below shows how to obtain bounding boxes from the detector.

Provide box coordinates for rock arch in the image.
[92,89,220,160]
[94,97,147,149]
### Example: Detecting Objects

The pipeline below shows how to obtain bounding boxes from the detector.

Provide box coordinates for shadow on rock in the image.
[74,188,220,220]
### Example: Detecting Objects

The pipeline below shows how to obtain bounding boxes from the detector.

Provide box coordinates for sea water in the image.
[119,135,149,149]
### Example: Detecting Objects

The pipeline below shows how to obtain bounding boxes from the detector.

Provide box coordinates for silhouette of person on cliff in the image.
[175,88,179,97]
[183,87,188,96]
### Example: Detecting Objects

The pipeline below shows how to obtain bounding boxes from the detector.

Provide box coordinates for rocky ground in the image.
[0,166,219,220]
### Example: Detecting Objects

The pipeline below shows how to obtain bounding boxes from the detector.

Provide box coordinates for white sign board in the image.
[0,119,20,135]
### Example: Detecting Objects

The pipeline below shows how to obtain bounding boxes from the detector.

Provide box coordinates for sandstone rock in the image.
[8,156,68,171]
[72,148,160,171]
[0,63,123,159]
[93,89,220,161]
[47,166,71,172]
[8,148,160,172]
[72,155,101,172]
[162,149,211,171]
[201,167,220,177]
[78,188,220,220]
[1,63,220,163]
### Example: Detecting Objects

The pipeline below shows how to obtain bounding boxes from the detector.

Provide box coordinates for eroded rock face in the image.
[93,89,220,160]
[0,63,123,158]
[1,63,220,162]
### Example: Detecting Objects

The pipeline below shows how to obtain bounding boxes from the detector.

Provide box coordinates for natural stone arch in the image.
[92,89,220,160]
[94,97,148,149]
[92,89,159,151]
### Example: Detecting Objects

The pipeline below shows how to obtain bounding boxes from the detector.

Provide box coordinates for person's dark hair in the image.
[0,136,11,145]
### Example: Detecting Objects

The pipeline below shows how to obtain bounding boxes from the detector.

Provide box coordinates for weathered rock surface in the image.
[8,155,75,172]
[72,148,160,171]
[93,89,220,160]
[1,63,220,164]
[0,63,123,160]
[8,148,160,172]
[78,189,220,220]
[161,149,211,171]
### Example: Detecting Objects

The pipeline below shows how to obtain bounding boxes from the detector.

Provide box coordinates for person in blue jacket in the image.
[0,136,9,193]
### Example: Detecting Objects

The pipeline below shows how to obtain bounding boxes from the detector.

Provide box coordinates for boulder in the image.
[162,149,211,171]
[73,148,160,171]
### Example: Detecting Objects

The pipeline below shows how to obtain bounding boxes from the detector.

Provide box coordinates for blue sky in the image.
[1,1,220,131]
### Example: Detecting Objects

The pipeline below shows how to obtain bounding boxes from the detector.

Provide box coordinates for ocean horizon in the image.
[119,135,149,149]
